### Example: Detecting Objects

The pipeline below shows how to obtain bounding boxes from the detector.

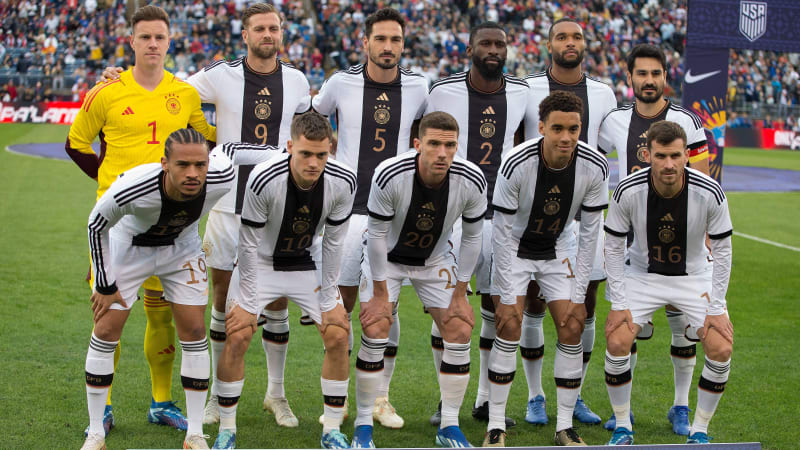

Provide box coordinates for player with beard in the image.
[424,21,529,429]
[101,3,313,428]
[519,18,617,427]
[597,44,710,435]
[312,7,429,430]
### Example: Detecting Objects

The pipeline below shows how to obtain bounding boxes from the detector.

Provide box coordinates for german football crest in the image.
[374,107,390,124]
[165,93,181,115]
[255,99,272,120]
[739,1,767,42]
[479,119,496,138]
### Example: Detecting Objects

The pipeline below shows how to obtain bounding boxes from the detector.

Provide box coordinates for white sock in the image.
[554,341,582,432]
[488,337,518,432]
[209,307,226,397]
[691,357,730,435]
[439,340,471,428]
[322,378,348,433]
[355,335,387,427]
[667,310,696,407]
[85,334,117,436]
[261,308,289,399]
[377,308,399,398]
[217,379,244,431]
[604,350,632,430]
[180,339,210,436]
[475,307,496,407]
[521,311,545,401]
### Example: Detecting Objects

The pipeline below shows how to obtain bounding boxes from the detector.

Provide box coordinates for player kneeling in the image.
[81,129,235,450]
[211,112,356,449]
[603,121,733,445]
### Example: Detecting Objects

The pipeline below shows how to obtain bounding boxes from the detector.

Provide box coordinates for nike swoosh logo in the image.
[684,69,721,84]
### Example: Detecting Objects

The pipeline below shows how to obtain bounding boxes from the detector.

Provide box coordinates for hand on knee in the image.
[495,307,522,340]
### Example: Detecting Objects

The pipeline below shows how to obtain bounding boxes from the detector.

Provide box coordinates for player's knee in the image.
[226,328,253,355]
[606,332,633,356]
[705,340,732,362]
[441,321,472,344]
[93,322,118,342]
[556,321,583,344]
[495,307,522,340]
[182,323,207,342]
[362,321,390,340]
[322,325,349,354]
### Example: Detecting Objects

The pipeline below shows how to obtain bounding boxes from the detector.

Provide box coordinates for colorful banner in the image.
[681,46,730,182]
[687,0,800,52]
[726,127,800,149]
[0,101,82,124]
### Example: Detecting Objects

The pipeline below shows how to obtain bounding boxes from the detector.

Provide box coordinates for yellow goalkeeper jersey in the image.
[68,69,216,199]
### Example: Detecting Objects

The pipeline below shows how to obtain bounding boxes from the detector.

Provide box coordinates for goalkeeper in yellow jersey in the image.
[66,5,215,442]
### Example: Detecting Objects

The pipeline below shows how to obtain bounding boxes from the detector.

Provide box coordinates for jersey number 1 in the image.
[147,121,160,145]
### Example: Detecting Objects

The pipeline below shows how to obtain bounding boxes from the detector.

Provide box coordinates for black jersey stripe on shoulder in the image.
[450,165,486,194]
[220,142,280,160]
[500,142,540,179]
[114,173,161,206]
[451,160,487,190]
[585,73,605,84]
[524,70,547,80]
[203,59,226,72]
[503,74,529,88]
[376,159,416,189]
[668,103,703,129]
[325,162,357,194]
[345,64,365,74]
[429,72,467,92]
[576,144,609,179]
[609,103,635,114]
[612,170,649,202]
[207,166,235,184]
[278,60,296,70]
[254,167,289,196]
[399,66,424,78]
[688,175,725,205]
[250,158,289,194]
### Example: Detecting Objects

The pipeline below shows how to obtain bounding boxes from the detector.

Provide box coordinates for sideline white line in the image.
[734,232,800,252]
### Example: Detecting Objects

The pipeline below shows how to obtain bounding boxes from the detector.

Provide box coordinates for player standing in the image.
[211,113,356,449]
[424,21,528,428]
[489,91,609,446]
[67,5,216,435]
[355,112,487,448]
[603,120,732,445]
[81,129,234,450]
[521,18,617,426]
[597,43,710,434]
[312,7,428,428]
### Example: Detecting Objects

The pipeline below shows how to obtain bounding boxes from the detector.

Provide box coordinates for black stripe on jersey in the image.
[491,204,516,215]
[271,168,324,271]
[465,78,505,206]
[387,172,449,266]
[604,225,628,237]
[669,103,703,129]
[88,213,110,289]
[576,144,609,179]
[376,158,415,189]
[203,57,243,72]
[367,209,394,221]
[612,169,650,202]
[113,173,161,206]
[219,142,279,160]
[429,72,467,92]
[646,174,688,275]
[399,66,424,78]
[523,70,547,81]
[324,162,357,194]
[450,161,487,193]
[709,229,733,240]
[625,104,669,175]
[463,210,486,223]
[354,72,404,213]
[687,175,726,205]
[132,175,207,247]
[500,142,539,179]
[327,212,352,226]
[241,217,266,228]
[251,158,289,195]
[206,166,235,184]
[504,74,529,88]
[582,203,608,212]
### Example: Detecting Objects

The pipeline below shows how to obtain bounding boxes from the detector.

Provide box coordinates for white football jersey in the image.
[492,137,609,260]
[605,167,732,276]
[426,72,530,211]
[312,64,429,213]
[367,151,487,269]
[524,69,617,148]
[598,100,708,180]
[88,149,235,293]
[189,57,312,214]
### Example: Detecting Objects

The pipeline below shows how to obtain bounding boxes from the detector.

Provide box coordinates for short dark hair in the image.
[646,120,687,150]
[627,44,667,72]
[164,128,207,158]
[130,5,170,32]
[419,111,459,138]
[548,17,581,41]
[291,111,333,142]
[538,91,583,123]
[365,8,405,37]
[242,3,282,29]
[469,21,505,46]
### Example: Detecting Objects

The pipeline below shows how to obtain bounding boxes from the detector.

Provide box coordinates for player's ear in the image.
[626,70,632,86]
[538,120,545,136]
[643,149,651,164]
[413,137,421,152]
[286,139,294,154]
[161,156,168,171]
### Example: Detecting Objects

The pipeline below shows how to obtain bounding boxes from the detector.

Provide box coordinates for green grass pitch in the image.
[1,124,798,448]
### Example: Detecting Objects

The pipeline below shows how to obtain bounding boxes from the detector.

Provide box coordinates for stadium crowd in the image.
[1,0,800,121]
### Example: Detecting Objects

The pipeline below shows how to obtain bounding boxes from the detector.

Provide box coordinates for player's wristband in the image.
[95,282,118,295]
